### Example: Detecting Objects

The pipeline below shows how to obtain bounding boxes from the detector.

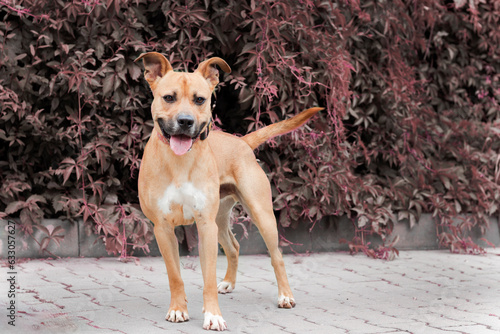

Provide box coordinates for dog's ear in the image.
[134,52,173,89]
[195,57,231,91]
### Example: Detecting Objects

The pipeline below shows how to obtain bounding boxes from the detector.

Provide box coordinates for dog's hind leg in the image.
[236,164,296,309]
[216,196,240,294]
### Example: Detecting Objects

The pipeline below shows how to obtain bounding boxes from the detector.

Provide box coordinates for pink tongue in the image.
[170,135,193,155]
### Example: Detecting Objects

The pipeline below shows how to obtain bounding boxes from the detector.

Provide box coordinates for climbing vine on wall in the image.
[0,0,498,257]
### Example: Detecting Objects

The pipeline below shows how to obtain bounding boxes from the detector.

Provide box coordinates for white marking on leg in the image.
[203,312,227,331]
[278,294,296,308]
[217,281,234,294]
[166,309,189,322]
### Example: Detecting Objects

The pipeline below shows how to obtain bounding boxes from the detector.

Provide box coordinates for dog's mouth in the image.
[157,131,194,156]
[156,117,211,156]
[168,134,193,156]
[157,118,196,156]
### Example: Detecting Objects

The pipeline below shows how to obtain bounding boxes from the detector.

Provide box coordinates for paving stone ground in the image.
[1,250,500,334]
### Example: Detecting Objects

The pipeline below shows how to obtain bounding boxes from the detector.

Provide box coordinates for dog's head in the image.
[135,52,231,155]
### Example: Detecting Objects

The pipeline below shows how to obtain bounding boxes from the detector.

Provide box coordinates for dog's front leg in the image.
[197,220,227,331]
[154,224,190,323]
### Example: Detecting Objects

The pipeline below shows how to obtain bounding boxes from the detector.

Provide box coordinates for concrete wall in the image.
[1,214,499,258]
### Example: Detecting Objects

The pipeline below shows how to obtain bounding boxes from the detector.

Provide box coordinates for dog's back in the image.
[208,107,322,185]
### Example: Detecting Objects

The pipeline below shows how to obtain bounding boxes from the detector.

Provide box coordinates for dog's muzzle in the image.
[157,116,212,156]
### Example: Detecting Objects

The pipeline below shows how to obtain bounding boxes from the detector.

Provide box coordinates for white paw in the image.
[278,294,296,308]
[166,309,189,322]
[217,281,234,294]
[203,312,227,331]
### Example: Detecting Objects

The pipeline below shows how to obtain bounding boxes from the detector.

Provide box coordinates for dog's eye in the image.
[194,97,206,105]
[163,95,175,103]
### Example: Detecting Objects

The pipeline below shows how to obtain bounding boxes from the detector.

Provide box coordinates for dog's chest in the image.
[157,182,207,222]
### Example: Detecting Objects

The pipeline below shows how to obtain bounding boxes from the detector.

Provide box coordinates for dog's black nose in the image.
[177,114,195,130]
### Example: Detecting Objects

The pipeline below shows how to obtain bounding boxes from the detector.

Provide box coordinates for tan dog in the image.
[135,52,322,331]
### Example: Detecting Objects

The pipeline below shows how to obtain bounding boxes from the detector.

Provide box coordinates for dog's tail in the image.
[242,107,323,150]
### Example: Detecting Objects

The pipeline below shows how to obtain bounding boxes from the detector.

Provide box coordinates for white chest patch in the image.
[157,183,207,220]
